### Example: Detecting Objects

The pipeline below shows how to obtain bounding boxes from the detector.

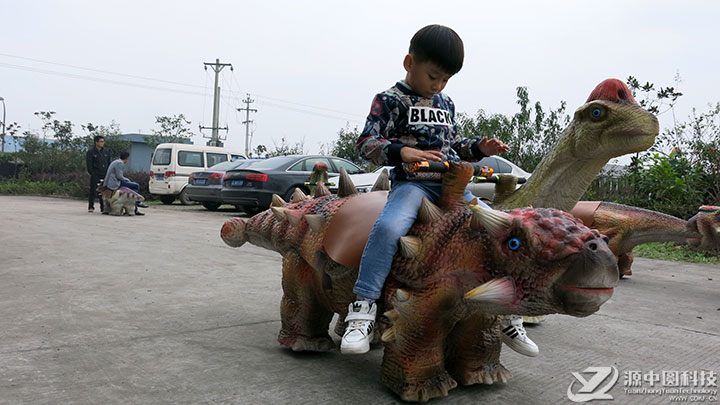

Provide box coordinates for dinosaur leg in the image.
[277,250,334,352]
[618,252,633,277]
[380,288,459,402]
[445,312,512,386]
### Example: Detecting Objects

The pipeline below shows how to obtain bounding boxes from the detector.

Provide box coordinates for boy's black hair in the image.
[93,135,105,143]
[409,25,464,75]
[120,151,130,160]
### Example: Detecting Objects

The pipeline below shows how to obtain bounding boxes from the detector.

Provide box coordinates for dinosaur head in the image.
[569,78,659,160]
[686,205,720,253]
[465,206,618,317]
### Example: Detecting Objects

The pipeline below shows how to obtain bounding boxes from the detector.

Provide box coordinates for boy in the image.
[341,25,538,357]
[104,151,148,215]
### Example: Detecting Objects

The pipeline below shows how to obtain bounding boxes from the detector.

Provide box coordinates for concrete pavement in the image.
[0,196,718,404]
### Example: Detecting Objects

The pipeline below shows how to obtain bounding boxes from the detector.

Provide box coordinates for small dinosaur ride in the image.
[100,186,145,216]
[221,162,618,402]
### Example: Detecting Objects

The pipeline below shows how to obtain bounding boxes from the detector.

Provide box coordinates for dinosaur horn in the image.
[371,168,390,191]
[469,205,512,236]
[285,209,304,226]
[417,197,443,224]
[464,277,516,305]
[304,214,325,232]
[220,217,248,247]
[337,167,358,197]
[271,207,287,222]
[271,194,286,207]
[291,188,311,203]
[398,236,421,259]
[313,181,331,198]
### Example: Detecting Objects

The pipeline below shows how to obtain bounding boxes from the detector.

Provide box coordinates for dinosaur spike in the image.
[285,209,304,226]
[468,197,479,206]
[271,194,286,207]
[337,167,358,197]
[469,205,512,236]
[439,162,474,209]
[291,188,311,203]
[384,309,399,322]
[464,277,516,305]
[313,181,331,198]
[371,168,391,191]
[271,207,287,222]
[304,214,325,232]
[398,236,422,259]
[417,198,443,224]
[586,78,637,105]
[381,327,396,343]
[220,217,248,247]
[395,289,410,302]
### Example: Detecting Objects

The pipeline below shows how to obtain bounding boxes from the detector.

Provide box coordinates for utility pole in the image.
[237,94,257,156]
[200,59,232,147]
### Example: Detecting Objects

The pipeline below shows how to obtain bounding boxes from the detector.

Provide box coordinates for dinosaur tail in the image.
[221,217,248,247]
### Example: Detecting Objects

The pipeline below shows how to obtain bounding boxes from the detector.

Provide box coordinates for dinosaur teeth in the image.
[417,198,443,224]
[270,194,287,207]
[337,167,358,197]
[291,188,311,203]
[463,277,516,305]
[371,168,391,191]
[313,181,331,198]
[398,236,422,259]
[469,205,512,236]
[304,214,325,232]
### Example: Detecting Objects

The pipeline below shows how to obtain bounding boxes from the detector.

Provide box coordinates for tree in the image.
[144,114,194,149]
[265,137,305,157]
[456,86,569,172]
[82,121,130,160]
[330,124,362,164]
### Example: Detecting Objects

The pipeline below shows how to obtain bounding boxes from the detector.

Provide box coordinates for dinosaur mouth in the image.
[560,286,614,295]
[556,285,615,317]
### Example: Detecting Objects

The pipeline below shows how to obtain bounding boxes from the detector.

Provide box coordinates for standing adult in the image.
[86,135,110,213]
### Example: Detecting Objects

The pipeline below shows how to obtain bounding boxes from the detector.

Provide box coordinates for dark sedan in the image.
[221,155,362,214]
[186,159,262,210]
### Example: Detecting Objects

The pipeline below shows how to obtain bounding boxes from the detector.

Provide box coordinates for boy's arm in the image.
[356,95,405,166]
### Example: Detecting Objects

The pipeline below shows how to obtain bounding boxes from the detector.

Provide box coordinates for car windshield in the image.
[244,156,297,170]
[209,159,259,171]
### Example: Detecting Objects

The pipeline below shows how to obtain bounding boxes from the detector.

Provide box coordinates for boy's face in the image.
[403,54,453,98]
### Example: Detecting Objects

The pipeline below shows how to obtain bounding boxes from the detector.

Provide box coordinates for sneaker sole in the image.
[500,335,539,357]
[340,343,370,355]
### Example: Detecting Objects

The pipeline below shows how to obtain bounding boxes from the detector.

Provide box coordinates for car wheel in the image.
[284,186,310,202]
[160,195,175,205]
[178,188,195,205]
[242,206,262,216]
[202,202,222,211]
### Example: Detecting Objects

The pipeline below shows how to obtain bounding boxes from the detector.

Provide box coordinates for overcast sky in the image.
[2,1,719,165]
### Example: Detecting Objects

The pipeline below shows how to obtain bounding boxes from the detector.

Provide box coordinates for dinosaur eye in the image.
[589,106,606,121]
[507,237,521,251]
[592,108,602,117]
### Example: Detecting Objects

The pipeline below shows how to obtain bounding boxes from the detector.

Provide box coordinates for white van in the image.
[149,143,247,204]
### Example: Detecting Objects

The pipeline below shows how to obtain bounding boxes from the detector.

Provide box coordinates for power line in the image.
[237,94,257,156]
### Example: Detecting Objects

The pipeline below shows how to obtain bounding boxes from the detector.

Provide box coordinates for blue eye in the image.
[592,108,603,118]
[507,237,521,251]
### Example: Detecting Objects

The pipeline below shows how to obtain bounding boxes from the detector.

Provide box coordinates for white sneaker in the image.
[340,300,377,355]
[499,315,539,357]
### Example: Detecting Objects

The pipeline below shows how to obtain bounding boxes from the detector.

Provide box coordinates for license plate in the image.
[195,179,206,185]
[156,176,164,181]
[231,180,244,186]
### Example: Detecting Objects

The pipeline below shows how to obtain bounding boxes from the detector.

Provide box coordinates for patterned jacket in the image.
[357,81,487,180]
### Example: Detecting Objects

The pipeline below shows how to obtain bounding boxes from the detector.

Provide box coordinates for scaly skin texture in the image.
[221,162,619,402]
[101,186,144,216]
[495,79,660,212]
[574,202,720,276]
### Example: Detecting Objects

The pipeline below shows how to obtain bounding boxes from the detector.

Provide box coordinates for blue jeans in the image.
[119,180,141,208]
[353,181,490,300]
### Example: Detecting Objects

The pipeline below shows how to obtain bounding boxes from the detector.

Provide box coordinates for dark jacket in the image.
[86,147,111,176]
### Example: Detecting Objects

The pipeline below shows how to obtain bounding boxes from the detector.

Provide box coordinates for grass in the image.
[633,242,720,265]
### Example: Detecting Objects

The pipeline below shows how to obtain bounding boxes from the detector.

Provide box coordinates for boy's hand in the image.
[400,147,443,162]
[478,137,510,156]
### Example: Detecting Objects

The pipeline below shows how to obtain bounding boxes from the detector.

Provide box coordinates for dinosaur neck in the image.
[498,151,607,212]
[602,204,690,253]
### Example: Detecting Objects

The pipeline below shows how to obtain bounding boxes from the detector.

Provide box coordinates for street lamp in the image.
[0,97,5,153]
